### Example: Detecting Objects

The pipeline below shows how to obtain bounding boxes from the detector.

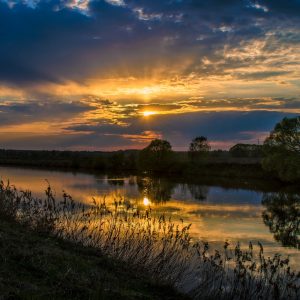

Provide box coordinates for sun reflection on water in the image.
[143,197,151,206]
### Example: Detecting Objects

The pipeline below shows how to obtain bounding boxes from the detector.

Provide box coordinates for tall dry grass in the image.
[0,180,299,299]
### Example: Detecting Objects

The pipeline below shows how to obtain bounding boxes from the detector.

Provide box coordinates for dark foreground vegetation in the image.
[0,116,299,183]
[0,181,299,300]
[0,218,183,300]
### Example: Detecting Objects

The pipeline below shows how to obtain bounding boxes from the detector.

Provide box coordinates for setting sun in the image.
[142,111,157,117]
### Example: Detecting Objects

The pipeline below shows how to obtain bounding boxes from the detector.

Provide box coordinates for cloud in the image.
[63,109,299,150]
[0,109,297,150]
[0,94,298,150]
[0,1,299,150]
[236,71,293,80]
[0,99,94,129]
[0,0,299,93]
[105,130,162,143]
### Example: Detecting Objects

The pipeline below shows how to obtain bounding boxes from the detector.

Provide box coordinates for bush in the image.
[138,139,174,171]
[263,116,300,182]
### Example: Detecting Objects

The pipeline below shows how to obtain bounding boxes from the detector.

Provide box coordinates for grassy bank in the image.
[0,217,185,300]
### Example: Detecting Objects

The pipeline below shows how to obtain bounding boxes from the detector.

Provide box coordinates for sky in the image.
[0,0,299,150]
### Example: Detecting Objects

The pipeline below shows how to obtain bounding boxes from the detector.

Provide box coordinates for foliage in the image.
[263,117,300,182]
[230,144,263,158]
[188,136,210,161]
[0,149,139,172]
[0,181,299,299]
[262,192,300,249]
[138,139,174,171]
[109,151,126,170]
[0,219,182,300]
[264,117,300,152]
[0,140,268,181]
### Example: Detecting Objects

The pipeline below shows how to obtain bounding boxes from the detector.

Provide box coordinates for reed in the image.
[0,180,299,300]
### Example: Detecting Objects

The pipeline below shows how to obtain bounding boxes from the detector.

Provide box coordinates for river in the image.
[0,165,299,269]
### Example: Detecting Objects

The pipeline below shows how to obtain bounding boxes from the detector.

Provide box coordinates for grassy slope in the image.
[0,218,187,300]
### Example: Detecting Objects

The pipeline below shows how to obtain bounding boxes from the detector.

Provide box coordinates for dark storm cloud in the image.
[1,0,300,86]
[0,131,135,150]
[235,71,293,80]
[260,0,300,15]
[0,60,61,86]
[0,100,93,126]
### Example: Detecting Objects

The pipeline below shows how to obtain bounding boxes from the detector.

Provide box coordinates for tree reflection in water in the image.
[137,177,175,203]
[187,184,209,201]
[107,177,125,186]
[262,192,300,249]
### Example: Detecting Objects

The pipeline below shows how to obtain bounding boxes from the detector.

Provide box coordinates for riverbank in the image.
[0,217,186,300]
[0,148,273,182]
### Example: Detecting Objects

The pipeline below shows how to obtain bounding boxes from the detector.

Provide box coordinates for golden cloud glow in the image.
[142,111,158,117]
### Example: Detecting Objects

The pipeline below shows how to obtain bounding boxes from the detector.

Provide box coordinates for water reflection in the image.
[187,184,209,201]
[107,176,125,186]
[262,192,300,249]
[137,177,175,203]
[0,166,299,268]
[137,177,210,203]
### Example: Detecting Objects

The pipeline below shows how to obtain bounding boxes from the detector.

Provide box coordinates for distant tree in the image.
[109,151,125,170]
[188,136,210,161]
[263,116,300,182]
[138,139,174,171]
[209,150,229,158]
[229,144,263,158]
[125,152,138,170]
[92,156,107,170]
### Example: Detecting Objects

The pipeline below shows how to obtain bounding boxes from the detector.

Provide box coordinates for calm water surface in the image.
[1,166,299,268]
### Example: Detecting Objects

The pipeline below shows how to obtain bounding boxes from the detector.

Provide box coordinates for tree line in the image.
[0,116,299,182]
[139,116,300,182]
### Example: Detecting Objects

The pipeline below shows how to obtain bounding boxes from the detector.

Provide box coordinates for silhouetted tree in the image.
[138,139,174,171]
[109,151,125,170]
[265,117,300,152]
[229,144,263,158]
[262,192,300,248]
[125,152,138,170]
[188,136,210,161]
[263,116,300,182]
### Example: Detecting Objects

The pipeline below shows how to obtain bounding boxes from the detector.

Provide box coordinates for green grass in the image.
[0,218,187,300]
